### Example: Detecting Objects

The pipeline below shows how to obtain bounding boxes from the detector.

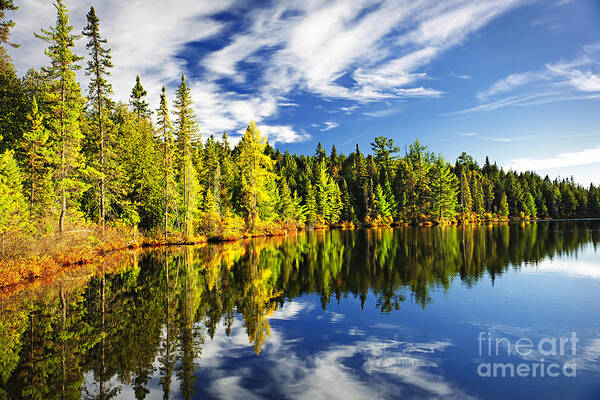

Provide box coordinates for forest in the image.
[1,1,600,265]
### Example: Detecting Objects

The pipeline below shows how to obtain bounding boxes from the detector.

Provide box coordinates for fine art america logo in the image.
[476,331,578,378]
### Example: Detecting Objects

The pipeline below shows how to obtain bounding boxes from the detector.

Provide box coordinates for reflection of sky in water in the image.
[104,242,600,400]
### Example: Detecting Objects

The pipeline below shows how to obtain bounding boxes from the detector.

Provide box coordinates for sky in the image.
[6,0,600,185]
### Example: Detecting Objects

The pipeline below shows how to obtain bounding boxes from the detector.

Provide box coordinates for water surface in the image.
[1,221,600,399]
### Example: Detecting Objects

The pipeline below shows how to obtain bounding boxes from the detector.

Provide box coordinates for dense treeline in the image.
[1,221,598,398]
[1,1,599,257]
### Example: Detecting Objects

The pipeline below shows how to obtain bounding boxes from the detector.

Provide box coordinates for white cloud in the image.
[8,0,526,143]
[362,106,404,117]
[320,121,339,131]
[456,41,600,114]
[508,145,600,171]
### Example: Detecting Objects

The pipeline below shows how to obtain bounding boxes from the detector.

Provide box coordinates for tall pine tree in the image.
[35,0,85,233]
[83,6,113,232]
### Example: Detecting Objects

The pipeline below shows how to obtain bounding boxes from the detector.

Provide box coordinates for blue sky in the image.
[7,0,600,184]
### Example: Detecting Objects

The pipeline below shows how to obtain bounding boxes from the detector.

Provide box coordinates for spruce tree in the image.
[0,0,18,51]
[328,181,343,224]
[429,156,458,221]
[237,121,275,230]
[278,178,294,221]
[19,97,52,217]
[373,183,392,220]
[499,192,509,218]
[525,192,537,218]
[83,6,113,231]
[315,160,331,223]
[130,75,150,119]
[35,0,85,233]
[174,74,199,237]
[304,180,317,228]
[0,150,31,248]
[471,171,485,215]
[460,170,472,217]
[156,85,174,237]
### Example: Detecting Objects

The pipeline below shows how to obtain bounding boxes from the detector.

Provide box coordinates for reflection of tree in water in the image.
[0,221,598,398]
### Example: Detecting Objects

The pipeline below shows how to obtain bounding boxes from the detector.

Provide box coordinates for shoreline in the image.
[2,217,598,292]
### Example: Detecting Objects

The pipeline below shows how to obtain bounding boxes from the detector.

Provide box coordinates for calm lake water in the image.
[1,221,600,399]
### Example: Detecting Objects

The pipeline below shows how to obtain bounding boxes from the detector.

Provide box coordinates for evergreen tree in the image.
[429,156,458,221]
[328,181,343,224]
[373,183,393,220]
[130,75,150,119]
[370,136,399,182]
[499,192,509,218]
[19,97,52,217]
[525,192,537,218]
[174,74,199,237]
[156,86,174,237]
[471,171,485,215]
[35,0,86,233]
[304,180,317,228]
[83,6,113,231]
[315,160,331,223]
[0,0,18,51]
[278,178,295,221]
[340,179,355,222]
[0,150,31,250]
[237,121,275,230]
[460,170,472,217]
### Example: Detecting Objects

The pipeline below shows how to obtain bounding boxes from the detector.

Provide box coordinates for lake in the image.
[1,221,599,399]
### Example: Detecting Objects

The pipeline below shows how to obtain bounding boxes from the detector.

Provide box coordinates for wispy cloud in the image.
[508,145,600,171]
[452,42,600,114]
[320,121,340,132]
[9,0,525,143]
[456,132,478,137]
[362,106,404,118]
[450,71,472,80]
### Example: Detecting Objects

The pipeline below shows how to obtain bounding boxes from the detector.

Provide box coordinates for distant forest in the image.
[1,1,599,249]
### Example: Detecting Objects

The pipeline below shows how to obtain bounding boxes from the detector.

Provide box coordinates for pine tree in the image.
[471,171,485,215]
[304,180,317,228]
[373,183,392,220]
[237,121,275,230]
[340,179,354,222]
[0,150,31,255]
[278,178,294,221]
[370,136,399,182]
[460,170,472,217]
[130,75,150,119]
[174,74,199,237]
[315,160,331,223]
[19,97,52,217]
[525,192,537,218]
[35,0,85,233]
[156,86,174,237]
[429,156,458,221]
[328,181,343,224]
[0,0,18,51]
[499,192,509,218]
[83,6,113,231]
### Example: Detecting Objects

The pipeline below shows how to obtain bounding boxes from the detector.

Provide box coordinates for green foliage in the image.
[499,192,509,218]
[174,74,200,236]
[19,96,53,217]
[129,74,150,119]
[429,156,458,221]
[36,0,87,232]
[0,150,31,252]
[237,121,275,230]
